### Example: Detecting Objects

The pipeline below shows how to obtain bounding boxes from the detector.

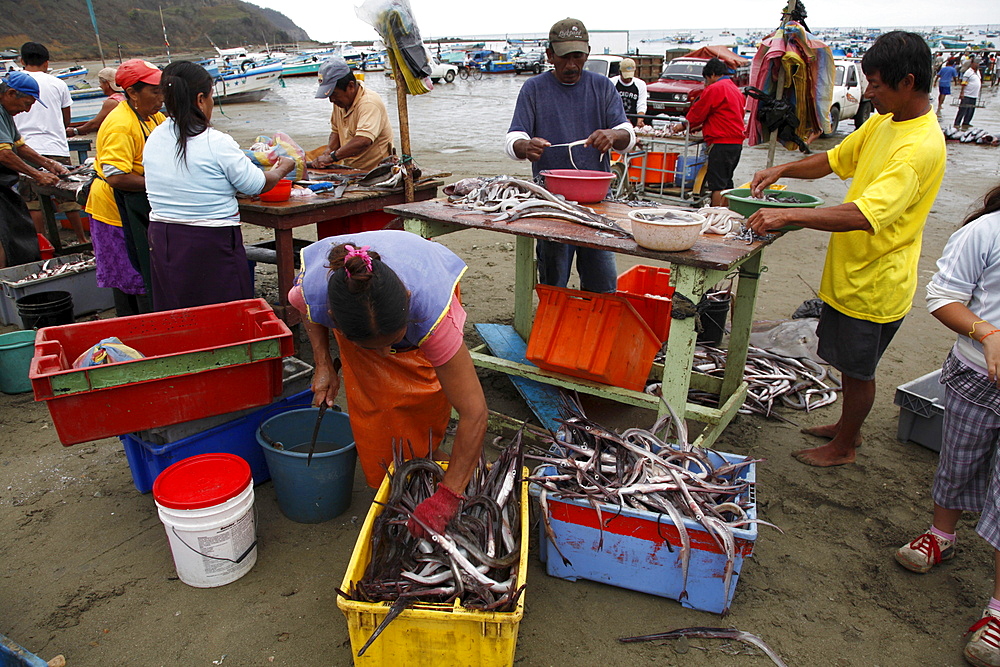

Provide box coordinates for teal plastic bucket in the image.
[0,330,36,394]
[256,408,357,523]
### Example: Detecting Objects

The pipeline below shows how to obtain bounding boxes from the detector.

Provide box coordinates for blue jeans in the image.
[536,239,617,293]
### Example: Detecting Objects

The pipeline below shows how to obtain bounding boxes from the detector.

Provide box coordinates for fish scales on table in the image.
[339,434,525,656]
[527,394,777,615]
[446,175,631,237]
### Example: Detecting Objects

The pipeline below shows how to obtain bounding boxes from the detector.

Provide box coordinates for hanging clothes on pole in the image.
[745,21,835,151]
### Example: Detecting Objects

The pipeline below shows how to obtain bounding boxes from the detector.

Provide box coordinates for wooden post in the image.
[765,0,797,169]
[388,52,415,203]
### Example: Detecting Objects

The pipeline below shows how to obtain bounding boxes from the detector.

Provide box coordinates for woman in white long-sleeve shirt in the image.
[143,61,293,311]
[894,183,1000,667]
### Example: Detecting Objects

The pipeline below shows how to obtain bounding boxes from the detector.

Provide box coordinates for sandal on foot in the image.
[894,531,954,573]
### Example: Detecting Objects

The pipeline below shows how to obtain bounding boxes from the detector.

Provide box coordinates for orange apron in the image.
[333,329,452,488]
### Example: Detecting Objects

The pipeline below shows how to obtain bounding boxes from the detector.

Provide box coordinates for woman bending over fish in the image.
[290,230,488,536]
[895,182,1000,667]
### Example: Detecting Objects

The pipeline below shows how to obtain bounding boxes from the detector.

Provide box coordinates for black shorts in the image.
[816,303,903,381]
[704,143,742,192]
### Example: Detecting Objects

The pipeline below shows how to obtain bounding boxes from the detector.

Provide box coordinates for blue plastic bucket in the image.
[256,408,357,523]
[0,330,36,394]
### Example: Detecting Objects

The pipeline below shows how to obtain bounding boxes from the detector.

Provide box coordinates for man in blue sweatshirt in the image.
[504,17,634,293]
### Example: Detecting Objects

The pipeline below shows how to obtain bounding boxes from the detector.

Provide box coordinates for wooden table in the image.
[238,178,440,325]
[388,198,775,448]
[30,179,93,256]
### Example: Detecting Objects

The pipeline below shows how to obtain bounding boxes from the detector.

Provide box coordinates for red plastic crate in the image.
[526,285,659,391]
[616,265,675,343]
[36,234,54,260]
[30,299,293,445]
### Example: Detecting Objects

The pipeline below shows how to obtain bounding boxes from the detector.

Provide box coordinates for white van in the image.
[828,58,872,134]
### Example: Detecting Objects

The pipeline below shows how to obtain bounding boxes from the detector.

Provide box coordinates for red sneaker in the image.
[894,531,955,573]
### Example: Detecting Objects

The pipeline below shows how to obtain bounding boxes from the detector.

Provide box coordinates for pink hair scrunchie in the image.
[343,244,373,278]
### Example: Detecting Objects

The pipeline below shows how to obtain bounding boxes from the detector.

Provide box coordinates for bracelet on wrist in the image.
[979,329,1000,344]
[969,320,987,337]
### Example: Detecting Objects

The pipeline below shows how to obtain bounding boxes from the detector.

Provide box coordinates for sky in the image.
[247,0,1000,44]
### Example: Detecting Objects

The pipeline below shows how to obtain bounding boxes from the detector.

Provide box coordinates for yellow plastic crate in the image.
[338,465,528,666]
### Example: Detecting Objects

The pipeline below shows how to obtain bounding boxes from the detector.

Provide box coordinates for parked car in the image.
[827,58,872,134]
[646,57,750,116]
[424,47,458,83]
[583,54,622,79]
[513,50,547,74]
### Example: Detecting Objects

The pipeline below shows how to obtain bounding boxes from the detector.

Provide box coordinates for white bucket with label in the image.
[153,453,258,588]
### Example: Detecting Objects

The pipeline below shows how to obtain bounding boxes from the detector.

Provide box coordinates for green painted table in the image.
[386,198,776,448]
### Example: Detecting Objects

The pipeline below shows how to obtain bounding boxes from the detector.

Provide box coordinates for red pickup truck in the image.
[646,56,751,116]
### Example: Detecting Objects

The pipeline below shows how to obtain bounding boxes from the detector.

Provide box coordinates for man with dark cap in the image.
[308,57,392,171]
[505,17,635,293]
[0,71,65,267]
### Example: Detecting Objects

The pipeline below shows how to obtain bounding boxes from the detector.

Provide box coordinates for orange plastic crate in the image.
[526,285,659,391]
[629,151,678,185]
[616,265,675,343]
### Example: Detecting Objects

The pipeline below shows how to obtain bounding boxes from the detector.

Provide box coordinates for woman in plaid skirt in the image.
[895,182,1000,667]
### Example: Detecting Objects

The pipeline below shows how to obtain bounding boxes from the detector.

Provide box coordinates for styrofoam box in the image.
[894,369,944,452]
[0,254,113,327]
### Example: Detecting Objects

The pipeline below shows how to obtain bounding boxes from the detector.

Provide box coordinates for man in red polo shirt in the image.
[679,57,746,206]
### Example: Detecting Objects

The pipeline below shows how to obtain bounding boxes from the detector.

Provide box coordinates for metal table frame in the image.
[389,199,771,448]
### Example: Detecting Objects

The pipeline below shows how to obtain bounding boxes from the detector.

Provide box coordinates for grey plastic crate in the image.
[133,356,313,445]
[894,369,944,452]
[0,254,114,327]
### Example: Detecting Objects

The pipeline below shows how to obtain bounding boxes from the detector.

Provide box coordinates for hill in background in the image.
[1,0,310,61]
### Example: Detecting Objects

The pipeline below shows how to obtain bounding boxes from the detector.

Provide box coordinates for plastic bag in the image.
[244,132,307,181]
[356,0,432,94]
[72,337,145,368]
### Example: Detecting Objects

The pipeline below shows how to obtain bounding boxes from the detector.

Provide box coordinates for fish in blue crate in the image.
[72,336,144,368]
[527,393,779,615]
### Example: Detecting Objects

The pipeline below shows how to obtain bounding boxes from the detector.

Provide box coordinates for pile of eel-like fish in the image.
[527,395,774,615]
[338,437,525,655]
[6,256,96,285]
[444,175,630,237]
[647,345,841,421]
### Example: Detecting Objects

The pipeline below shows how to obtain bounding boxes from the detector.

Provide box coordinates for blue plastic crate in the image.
[1,633,48,667]
[673,154,707,187]
[119,388,314,493]
[530,447,757,614]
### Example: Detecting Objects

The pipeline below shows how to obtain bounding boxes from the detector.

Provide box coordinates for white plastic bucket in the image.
[153,453,258,588]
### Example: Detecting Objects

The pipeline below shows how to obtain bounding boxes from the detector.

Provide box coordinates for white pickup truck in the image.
[827,58,873,134]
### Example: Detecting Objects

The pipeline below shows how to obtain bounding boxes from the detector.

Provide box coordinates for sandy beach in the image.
[2,68,1000,665]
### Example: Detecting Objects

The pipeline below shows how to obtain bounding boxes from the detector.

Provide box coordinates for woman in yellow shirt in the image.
[85,60,164,316]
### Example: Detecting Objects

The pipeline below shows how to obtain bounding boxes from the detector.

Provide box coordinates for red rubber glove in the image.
[407,484,464,539]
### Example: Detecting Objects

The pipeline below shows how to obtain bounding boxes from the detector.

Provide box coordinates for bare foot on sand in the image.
[801,424,864,447]
[792,442,857,467]
[801,423,839,439]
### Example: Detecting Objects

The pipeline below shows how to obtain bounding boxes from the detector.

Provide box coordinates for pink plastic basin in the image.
[541,169,614,204]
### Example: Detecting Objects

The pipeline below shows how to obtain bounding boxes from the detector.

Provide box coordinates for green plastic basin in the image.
[724,188,824,218]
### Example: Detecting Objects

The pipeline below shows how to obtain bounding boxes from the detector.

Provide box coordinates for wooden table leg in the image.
[513,235,535,340]
[37,194,62,253]
[659,263,710,421]
[273,229,298,325]
[720,252,763,402]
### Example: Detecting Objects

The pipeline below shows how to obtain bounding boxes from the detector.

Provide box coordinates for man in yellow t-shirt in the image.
[308,57,393,172]
[746,31,946,468]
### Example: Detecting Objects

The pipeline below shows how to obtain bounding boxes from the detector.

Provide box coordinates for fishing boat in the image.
[213,60,283,103]
[281,50,333,77]
[51,65,90,88]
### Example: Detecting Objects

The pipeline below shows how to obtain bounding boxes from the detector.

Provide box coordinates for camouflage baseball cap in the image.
[548,18,590,56]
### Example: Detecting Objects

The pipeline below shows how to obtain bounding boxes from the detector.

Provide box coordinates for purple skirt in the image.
[90,219,145,294]
[148,221,253,311]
